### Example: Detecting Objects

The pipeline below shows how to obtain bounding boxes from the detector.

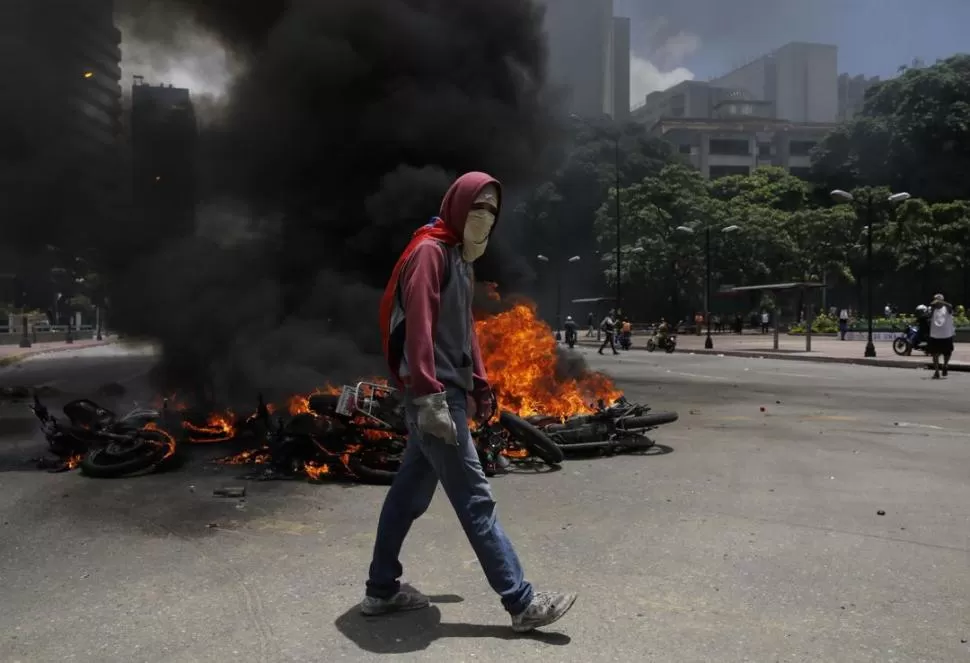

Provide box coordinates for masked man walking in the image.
[368,172,577,632]
[928,293,955,379]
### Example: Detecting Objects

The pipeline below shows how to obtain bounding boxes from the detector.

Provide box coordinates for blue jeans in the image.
[365,387,534,615]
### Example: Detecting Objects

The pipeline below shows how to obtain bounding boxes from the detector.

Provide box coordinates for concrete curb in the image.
[0,339,119,368]
[576,341,967,372]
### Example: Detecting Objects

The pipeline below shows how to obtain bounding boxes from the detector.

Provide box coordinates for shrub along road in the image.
[0,348,967,662]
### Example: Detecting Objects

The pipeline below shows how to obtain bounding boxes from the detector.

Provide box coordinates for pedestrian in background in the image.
[838,308,849,340]
[927,293,955,379]
[760,310,770,334]
[598,309,618,355]
[586,312,595,337]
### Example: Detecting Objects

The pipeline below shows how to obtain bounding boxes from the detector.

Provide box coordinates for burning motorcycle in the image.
[30,395,178,477]
[528,397,678,454]
[244,382,564,484]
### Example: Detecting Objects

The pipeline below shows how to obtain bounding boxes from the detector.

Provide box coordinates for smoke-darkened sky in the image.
[617,0,969,82]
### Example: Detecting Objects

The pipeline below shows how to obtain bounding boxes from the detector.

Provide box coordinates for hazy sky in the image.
[120,0,969,108]
[617,0,969,84]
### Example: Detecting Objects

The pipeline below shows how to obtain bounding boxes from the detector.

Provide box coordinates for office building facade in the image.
[130,78,198,243]
[543,0,616,118]
[611,17,631,120]
[709,42,839,124]
[0,0,123,306]
[838,73,880,122]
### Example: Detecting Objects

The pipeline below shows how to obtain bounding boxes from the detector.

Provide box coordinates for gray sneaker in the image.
[511,591,577,633]
[360,589,430,616]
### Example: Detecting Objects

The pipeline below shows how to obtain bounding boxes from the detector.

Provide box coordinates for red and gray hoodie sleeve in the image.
[399,241,447,397]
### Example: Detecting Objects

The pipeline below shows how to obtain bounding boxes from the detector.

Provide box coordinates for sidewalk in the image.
[0,337,116,367]
[578,332,968,371]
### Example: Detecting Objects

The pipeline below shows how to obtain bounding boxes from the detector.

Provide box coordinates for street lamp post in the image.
[676,224,740,349]
[569,114,623,310]
[538,254,582,334]
[831,189,910,358]
[613,134,622,312]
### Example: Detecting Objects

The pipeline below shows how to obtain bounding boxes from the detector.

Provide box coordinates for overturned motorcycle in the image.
[30,395,179,477]
[237,382,565,484]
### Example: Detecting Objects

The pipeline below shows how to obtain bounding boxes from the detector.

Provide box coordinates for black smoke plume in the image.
[113,0,562,403]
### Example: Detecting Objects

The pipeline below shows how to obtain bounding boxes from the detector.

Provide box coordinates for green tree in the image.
[811,54,970,201]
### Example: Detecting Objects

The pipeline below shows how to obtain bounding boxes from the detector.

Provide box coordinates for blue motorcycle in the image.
[892,324,929,356]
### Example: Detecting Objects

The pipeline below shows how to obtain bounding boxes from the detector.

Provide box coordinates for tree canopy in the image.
[811,54,970,202]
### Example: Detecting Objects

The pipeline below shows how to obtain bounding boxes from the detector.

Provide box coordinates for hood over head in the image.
[439,171,502,236]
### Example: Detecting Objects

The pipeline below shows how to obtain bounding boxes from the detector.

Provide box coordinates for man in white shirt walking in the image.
[927,293,955,379]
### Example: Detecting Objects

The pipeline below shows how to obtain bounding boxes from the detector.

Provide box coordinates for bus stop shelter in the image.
[719,282,826,351]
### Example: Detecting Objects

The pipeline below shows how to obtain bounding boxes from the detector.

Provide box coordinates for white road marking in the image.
[757,370,840,380]
[665,370,730,381]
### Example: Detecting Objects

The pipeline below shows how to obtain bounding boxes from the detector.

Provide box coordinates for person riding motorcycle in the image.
[914,304,931,348]
[652,318,671,348]
[563,315,578,346]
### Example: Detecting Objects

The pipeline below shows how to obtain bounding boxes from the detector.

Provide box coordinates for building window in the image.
[758,143,771,158]
[709,165,750,179]
[708,139,750,156]
[789,166,812,179]
[678,144,692,155]
[789,140,817,157]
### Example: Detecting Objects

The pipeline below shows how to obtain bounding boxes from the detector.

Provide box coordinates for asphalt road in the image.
[1,346,968,662]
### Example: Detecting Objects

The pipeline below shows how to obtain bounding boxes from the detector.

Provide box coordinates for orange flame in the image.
[220,447,271,465]
[65,454,83,469]
[304,462,331,479]
[143,422,178,460]
[183,411,236,442]
[288,385,342,415]
[476,301,621,418]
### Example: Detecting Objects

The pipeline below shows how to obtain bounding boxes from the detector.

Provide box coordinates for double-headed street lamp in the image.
[537,254,581,332]
[831,189,911,358]
[676,223,740,349]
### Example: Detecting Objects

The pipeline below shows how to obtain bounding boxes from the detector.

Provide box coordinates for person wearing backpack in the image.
[927,293,955,379]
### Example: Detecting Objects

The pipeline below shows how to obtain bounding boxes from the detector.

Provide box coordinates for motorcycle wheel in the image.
[498,412,564,465]
[664,342,676,353]
[345,456,398,485]
[80,430,173,478]
[892,337,910,356]
[646,339,657,352]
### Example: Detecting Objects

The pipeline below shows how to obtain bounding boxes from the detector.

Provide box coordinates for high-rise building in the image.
[838,73,880,122]
[709,42,839,124]
[611,17,631,121]
[543,0,614,118]
[130,78,198,244]
[0,0,123,257]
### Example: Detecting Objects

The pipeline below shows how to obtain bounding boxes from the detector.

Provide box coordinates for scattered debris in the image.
[759,406,766,412]
[877,510,886,516]
[213,486,246,499]
[206,522,219,529]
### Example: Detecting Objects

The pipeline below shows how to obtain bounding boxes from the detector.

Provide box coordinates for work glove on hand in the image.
[471,383,497,423]
[413,391,458,445]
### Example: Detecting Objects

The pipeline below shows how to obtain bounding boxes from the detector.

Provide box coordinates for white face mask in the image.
[462,209,495,262]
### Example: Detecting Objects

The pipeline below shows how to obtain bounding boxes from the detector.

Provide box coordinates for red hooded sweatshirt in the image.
[379,171,501,397]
